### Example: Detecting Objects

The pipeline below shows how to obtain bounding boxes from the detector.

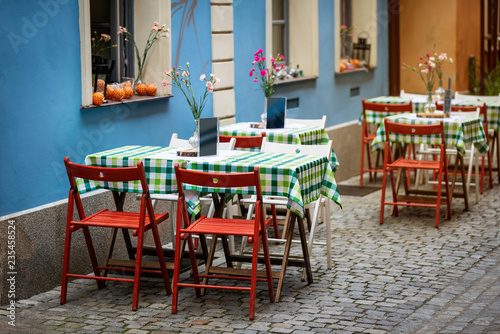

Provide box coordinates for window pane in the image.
[272,0,284,21]
[272,25,285,56]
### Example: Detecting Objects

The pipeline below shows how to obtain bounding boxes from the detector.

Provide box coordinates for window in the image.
[266,0,318,79]
[272,0,288,64]
[335,0,377,74]
[80,0,171,107]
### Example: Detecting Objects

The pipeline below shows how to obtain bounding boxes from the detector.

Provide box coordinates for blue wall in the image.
[0,0,388,216]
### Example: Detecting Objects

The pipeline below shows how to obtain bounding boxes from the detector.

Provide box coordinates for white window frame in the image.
[79,0,172,106]
[266,0,319,78]
[334,0,378,73]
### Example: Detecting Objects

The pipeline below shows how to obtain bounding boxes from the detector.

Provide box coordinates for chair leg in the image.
[249,231,260,320]
[360,138,365,188]
[151,225,172,295]
[172,230,184,314]
[81,226,104,289]
[60,227,72,305]
[132,229,145,311]
[281,210,291,239]
[380,166,387,224]
[270,204,280,238]
[435,166,444,228]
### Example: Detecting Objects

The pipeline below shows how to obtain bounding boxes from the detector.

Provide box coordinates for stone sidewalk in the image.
[2,177,500,333]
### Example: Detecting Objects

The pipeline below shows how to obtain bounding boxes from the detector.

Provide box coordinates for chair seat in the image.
[388,158,440,170]
[74,209,168,235]
[182,216,271,237]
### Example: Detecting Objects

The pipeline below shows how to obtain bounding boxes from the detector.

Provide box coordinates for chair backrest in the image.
[400,90,428,100]
[219,134,265,149]
[436,103,482,124]
[455,91,500,103]
[384,119,445,146]
[285,115,327,128]
[64,157,153,220]
[362,98,413,114]
[169,133,191,148]
[261,137,333,159]
[218,137,236,151]
[174,163,262,201]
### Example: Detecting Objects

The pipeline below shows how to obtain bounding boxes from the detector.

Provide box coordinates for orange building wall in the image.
[400,0,457,94]
[455,0,481,92]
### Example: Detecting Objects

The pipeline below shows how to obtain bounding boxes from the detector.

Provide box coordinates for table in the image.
[371,113,489,211]
[220,122,339,171]
[78,145,342,301]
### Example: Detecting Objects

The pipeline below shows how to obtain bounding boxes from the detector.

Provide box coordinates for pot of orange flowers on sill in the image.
[163,63,220,151]
[250,49,286,128]
[118,21,169,95]
[402,53,440,114]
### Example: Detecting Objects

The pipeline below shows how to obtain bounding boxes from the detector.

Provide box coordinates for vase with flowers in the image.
[118,22,169,87]
[249,49,286,126]
[163,63,220,150]
[340,24,355,59]
[402,53,441,113]
[434,52,453,101]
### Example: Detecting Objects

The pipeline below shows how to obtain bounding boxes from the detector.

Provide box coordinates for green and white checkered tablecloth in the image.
[370,114,489,156]
[77,146,342,218]
[451,100,500,132]
[219,123,339,171]
[358,96,423,125]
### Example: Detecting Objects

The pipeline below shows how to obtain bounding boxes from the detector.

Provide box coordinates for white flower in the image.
[429,56,435,61]
[449,58,453,63]
[199,74,206,81]
[421,69,428,74]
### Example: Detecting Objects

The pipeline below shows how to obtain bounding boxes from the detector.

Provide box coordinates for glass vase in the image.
[188,118,199,151]
[434,77,445,102]
[135,65,144,86]
[424,90,436,114]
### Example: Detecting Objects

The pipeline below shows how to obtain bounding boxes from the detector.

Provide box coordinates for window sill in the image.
[275,75,318,86]
[81,94,173,110]
[335,66,376,75]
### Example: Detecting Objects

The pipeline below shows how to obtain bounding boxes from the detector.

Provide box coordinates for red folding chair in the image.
[61,157,171,311]
[380,120,451,228]
[360,99,413,187]
[219,134,265,149]
[171,163,275,320]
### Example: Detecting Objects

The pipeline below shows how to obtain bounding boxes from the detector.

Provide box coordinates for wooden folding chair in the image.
[380,120,451,228]
[61,157,171,311]
[360,98,413,187]
[219,134,265,149]
[172,163,275,320]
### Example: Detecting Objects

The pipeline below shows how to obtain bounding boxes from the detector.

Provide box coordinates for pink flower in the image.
[281,64,286,69]
[200,74,206,81]
[154,21,159,26]
[182,71,189,77]
[270,57,275,62]
[255,49,263,55]
[156,36,159,39]
[165,69,173,75]
[249,70,254,76]
[176,72,179,76]
[260,70,266,76]
[253,78,258,82]
[255,56,260,62]
[164,33,169,38]
[206,81,213,92]
[152,26,158,31]
[261,57,266,61]
[162,79,168,87]
[215,78,221,84]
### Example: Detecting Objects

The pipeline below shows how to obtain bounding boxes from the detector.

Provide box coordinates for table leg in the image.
[275,211,313,301]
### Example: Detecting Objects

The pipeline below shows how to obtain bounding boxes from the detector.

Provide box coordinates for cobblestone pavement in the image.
[3,177,500,333]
